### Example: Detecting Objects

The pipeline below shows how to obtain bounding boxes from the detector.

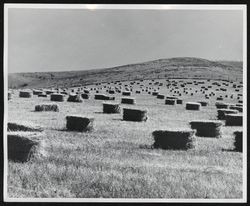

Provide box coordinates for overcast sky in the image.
[8,8,243,73]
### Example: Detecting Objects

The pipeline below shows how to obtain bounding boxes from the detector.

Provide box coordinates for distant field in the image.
[8,57,243,89]
[7,78,243,199]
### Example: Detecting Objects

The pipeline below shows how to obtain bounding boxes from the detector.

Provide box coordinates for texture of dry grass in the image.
[7,78,243,199]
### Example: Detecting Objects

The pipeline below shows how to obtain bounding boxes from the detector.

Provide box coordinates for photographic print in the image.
[3,4,247,202]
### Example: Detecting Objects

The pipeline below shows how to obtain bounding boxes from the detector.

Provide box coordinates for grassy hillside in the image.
[8,57,243,89]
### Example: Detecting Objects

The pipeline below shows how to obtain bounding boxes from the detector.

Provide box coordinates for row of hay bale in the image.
[164,99,207,111]
[16,86,242,116]
[49,92,137,105]
[145,79,243,101]
[102,103,148,121]
[215,102,243,126]
[45,88,242,105]
[152,122,242,151]
[9,79,244,162]
[215,102,243,111]
[63,113,242,152]
[82,78,238,92]
[65,108,147,132]
[75,77,241,91]
[16,77,242,103]
[13,84,243,118]
[7,118,242,164]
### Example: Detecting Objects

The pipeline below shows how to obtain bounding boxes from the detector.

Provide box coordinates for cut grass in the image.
[7,78,243,199]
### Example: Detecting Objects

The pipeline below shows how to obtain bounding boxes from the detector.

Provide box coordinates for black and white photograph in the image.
[3,3,247,202]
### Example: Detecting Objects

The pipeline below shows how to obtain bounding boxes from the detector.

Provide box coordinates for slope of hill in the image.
[8,57,243,89]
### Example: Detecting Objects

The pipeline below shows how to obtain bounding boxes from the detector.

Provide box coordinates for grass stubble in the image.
[7,79,243,199]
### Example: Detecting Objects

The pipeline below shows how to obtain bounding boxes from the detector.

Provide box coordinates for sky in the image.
[7,7,244,73]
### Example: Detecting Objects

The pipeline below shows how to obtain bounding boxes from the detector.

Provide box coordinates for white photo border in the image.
[3,3,247,203]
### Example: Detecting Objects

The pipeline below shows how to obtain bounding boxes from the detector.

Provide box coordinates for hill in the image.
[8,57,243,89]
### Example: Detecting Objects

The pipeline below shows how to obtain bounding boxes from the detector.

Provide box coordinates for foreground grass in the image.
[7,79,243,198]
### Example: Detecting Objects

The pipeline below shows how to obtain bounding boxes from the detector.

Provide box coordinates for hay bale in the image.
[67,93,83,103]
[103,102,121,114]
[186,102,201,110]
[234,131,242,152]
[216,97,224,101]
[19,91,32,98]
[165,99,176,105]
[122,91,131,96]
[95,94,115,100]
[152,129,196,150]
[121,97,136,104]
[66,115,94,132]
[123,108,147,122]
[215,102,230,109]
[8,132,43,162]
[217,109,238,120]
[176,99,183,104]
[50,93,64,102]
[108,90,115,94]
[33,90,43,95]
[157,94,165,99]
[152,92,158,96]
[8,122,43,132]
[81,93,90,99]
[45,90,55,95]
[38,93,47,97]
[198,101,208,106]
[225,114,243,126]
[35,104,59,112]
[165,96,178,100]
[190,120,223,138]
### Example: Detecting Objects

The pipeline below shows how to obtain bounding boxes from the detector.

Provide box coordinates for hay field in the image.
[7,78,243,199]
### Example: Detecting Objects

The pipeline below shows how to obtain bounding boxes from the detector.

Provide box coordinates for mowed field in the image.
[7,78,243,199]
